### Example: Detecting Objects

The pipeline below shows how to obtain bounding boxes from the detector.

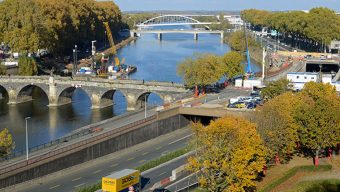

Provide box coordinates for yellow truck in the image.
[102,169,140,192]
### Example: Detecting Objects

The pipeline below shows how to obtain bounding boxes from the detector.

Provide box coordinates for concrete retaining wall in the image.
[0,114,190,189]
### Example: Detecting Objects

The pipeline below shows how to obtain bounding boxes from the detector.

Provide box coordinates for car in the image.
[304,54,312,59]
[228,101,245,108]
[246,102,256,109]
[320,54,326,60]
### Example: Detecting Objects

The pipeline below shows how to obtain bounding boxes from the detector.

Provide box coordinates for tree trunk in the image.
[314,150,319,166]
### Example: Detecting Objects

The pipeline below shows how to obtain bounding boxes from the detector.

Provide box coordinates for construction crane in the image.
[103,22,120,66]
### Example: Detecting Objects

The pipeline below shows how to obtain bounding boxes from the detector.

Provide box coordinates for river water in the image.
[0,32,260,153]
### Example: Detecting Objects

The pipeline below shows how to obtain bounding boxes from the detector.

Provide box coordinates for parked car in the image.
[246,102,256,109]
[320,54,326,60]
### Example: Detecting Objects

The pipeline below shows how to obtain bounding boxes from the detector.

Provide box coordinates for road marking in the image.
[110,163,119,168]
[128,157,135,161]
[74,183,86,188]
[156,146,162,150]
[158,172,166,176]
[49,185,60,189]
[94,169,102,174]
[139,159,146,164]
[142,152,149,156]
[168,134,193,145]
[72,177,82,182]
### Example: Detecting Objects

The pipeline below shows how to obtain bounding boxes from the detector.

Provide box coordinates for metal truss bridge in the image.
[136,15,220,28]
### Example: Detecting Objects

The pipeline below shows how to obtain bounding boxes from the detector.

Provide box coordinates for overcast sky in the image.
[114,0,340,12]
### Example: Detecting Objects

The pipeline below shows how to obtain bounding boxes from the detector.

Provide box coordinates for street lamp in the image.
[91,41,96,70]
[74,45,78,75]
[144,94,147,118]
[25,117,31,161]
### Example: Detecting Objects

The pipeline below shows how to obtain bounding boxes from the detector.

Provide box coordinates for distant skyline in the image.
[113,0,340,12]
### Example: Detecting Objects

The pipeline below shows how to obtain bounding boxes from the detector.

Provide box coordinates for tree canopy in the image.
[261,79,291,101]
[294,82,340,156]
[18,56,38,76]
[0,128,15,158]
[241,8,340,51]
[177,54,224,87]
[220,51,244,79]
[188,117,267,192]
[0,0,122,55]
[256,92,301,162]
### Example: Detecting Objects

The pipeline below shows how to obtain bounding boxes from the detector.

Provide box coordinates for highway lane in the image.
[8,128,192,192]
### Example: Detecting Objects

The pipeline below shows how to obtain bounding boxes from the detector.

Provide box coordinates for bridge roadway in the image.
[0,86,250,192]
[131,29,224,40]
[0,75,188,110]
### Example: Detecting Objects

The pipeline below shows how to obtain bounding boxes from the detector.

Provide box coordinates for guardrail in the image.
[0,115,157,177]
[0,75,186,88]
[0,107,151,163]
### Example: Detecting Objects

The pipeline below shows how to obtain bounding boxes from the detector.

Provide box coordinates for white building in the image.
[223,15,243,29]
[287,72,340,91]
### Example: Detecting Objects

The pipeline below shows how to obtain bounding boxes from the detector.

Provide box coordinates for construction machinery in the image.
[103,22,120,66]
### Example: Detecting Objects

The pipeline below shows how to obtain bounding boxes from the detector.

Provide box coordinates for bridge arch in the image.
[92,89,127,113]
[134,91,172,110]
[14,84,49,105]
[137,15,201,27]
[0,85,9,102]
[56,86,92,107]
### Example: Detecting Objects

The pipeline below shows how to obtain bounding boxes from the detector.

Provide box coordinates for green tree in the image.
[226,31,259,53]
[0,65,7,75]
[295,82,340,165]
[18,56,38,76]
[220,51,244,79]
[261,79,291,101]
[188,116,267,192]
[177,54,224,87]
[0,128,15,158]
[256,92,301,162]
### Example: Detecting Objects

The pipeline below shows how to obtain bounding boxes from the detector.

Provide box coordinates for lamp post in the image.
[144,94,147,118]
[74,45,78,75]
[91,40,96,70]
[25,117,31,161]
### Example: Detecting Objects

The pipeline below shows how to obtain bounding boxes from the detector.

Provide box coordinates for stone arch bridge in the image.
[0,76,188,111]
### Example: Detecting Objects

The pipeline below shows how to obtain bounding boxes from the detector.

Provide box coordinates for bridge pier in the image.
[220,32,224,39]
[194,33,198,40]
[91,93,113,109]
[157,33,162,40]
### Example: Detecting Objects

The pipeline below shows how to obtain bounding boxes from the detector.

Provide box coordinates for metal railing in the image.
[0,115,157,176]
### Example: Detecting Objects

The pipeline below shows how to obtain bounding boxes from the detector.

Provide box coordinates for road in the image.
[3,128,192,192]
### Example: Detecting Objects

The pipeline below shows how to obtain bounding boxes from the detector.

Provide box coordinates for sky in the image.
[113,0,340,12]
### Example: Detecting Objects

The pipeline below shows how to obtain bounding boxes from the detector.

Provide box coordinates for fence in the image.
[0,115,157,177]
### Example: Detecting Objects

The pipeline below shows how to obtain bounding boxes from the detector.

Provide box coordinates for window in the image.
[311,77,314,79]
[296,76,299,79]
[304,76,307,79]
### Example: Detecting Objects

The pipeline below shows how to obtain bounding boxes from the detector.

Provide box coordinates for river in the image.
[0,32,260,153]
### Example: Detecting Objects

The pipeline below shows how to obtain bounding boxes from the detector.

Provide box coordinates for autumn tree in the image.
[188,116,267,192]
[0,65,6,75]
[18,56,38,76]
[294,82,340,165]
[261,79,291,101]
[177,54,224,88]
[220,51,244,79]
[226,31,259,53]
[256,92,301,162]
[0,128,15,158]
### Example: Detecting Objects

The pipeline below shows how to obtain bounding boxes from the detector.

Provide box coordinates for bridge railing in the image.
[0,107,155,164]
[0,114,158,176]
[0,75,186,88]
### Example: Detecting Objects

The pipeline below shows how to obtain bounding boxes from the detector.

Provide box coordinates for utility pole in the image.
[91,40,96,70]
[25,117,31,161]
[262,47,266,81]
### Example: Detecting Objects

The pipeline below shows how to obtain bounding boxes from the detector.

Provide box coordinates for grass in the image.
[77,147,191,192]
[259,165,332,192]
[288,179,340,192]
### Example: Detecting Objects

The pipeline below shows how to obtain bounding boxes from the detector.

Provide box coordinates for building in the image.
[330,40,340,54]
[287,72,340,91]
[223,15,243,29]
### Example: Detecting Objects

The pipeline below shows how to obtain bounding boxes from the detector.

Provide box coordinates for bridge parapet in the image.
[0,76,189,109]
